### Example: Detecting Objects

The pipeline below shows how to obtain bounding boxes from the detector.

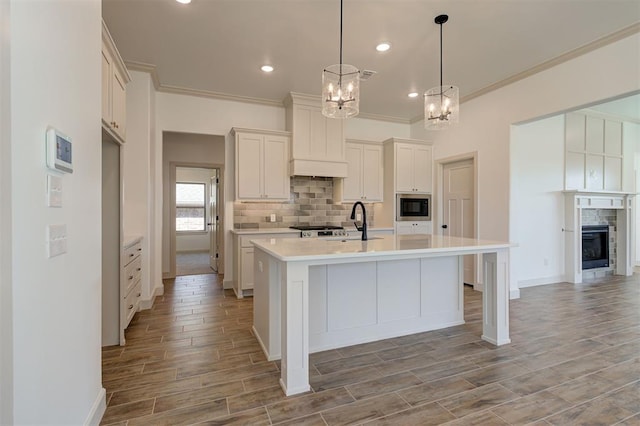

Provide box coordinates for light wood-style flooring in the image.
[101,273,640,425]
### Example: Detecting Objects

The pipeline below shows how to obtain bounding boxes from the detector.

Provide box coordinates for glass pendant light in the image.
[425,14,459,129]
[322,0,360,119]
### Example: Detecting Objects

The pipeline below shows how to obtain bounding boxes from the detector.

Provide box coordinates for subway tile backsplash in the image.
[233,176,375,229]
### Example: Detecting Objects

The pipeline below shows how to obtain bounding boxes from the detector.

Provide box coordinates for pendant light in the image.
[322,0,360,119]
[425,14,459,129]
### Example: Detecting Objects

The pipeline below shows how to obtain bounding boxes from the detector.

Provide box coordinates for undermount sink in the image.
[322,236,384,242]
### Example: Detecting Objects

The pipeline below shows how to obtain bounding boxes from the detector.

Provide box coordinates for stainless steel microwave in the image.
[396,193,431,221]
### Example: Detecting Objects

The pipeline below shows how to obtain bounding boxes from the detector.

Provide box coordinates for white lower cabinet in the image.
[396,221,432,235]
[233,231,298,298]
[121,237,143,344]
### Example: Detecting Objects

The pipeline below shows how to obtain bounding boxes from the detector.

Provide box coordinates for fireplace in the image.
[582,225,609,270]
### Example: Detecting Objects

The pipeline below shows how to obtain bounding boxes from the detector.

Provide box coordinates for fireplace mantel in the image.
[563,191,635,283]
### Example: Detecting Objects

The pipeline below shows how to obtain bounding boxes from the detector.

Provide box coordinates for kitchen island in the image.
[251,234,513,396]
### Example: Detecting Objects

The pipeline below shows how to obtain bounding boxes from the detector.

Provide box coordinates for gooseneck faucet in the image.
[350,201,368,241]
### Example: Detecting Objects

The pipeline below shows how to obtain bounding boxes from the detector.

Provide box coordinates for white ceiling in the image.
[102,0,640,122]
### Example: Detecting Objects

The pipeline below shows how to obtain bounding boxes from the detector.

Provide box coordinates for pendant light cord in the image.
[439,20,443,103]
[339,0,343,69]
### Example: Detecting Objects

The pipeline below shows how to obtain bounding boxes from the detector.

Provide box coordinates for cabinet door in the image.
[241,247,254,290]
[413,221,431,234]
[237,134,264,199]
[101,49,112,124]
[111,70,127,139]
[343,144,363,201]
[395,222,414,235]
[395,144,415,192]
[362,145,383,201]
[263,135,289,200]
[413,146,432,193]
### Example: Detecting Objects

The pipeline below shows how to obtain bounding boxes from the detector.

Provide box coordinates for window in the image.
[176,183,206,232]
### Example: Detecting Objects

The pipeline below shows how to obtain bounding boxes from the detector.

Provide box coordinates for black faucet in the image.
[350,201,368,241]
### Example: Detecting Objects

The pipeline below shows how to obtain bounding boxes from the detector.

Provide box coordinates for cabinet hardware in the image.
[137,267,141,271]
[128,275,134,280]
[129,253,134,257]
[137,293,141,297]
[137,248,142,251]
[128,304,134,310]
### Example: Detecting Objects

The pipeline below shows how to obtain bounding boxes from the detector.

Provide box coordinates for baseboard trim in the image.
[518,275,565,289]
[84,387,106,426]
[223,279,234,290]
[139,284,164,310]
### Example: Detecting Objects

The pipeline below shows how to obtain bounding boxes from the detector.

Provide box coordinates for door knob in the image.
[442,224,448,229]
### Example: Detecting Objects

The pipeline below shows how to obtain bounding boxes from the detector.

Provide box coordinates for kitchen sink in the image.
[322,236,384,242]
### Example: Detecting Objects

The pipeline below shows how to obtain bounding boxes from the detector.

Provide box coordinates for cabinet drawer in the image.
[124,280,141,327]
[124,256,142,296]
[123,242,142,265]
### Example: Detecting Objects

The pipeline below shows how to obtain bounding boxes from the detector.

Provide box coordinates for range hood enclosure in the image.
[284,92,348,178]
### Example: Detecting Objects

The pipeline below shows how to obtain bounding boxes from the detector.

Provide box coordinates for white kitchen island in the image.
[251,234,513,396]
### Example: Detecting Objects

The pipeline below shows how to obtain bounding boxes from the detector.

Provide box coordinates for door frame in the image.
[168,161,224,278]
[435,151,480,287]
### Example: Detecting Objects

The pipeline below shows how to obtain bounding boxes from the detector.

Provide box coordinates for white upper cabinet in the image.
[564,112,626,192]
[335,140,383,202]
[284,93,347,177]
[102,21,130,142]
[233,128,290,201]
[394,142,433,193]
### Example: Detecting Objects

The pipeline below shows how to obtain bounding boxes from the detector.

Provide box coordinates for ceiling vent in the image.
[360,70,377,81]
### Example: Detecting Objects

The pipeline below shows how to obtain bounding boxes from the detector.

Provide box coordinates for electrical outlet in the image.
[270,213,276,222]
[356,213,362,221]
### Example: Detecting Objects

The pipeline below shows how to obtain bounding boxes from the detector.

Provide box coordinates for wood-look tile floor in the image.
[101,274,640,425]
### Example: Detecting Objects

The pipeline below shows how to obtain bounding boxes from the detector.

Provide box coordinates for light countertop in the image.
[230,227,394,235]
[251,234,513,262]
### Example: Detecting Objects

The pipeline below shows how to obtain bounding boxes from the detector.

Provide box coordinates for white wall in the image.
[155,92,284,286]
[162,132,225,275]
[0,0,12,423]
[124,70,154,302]
[345,116,410,141]
[176,167,216,252]
[411,33,640,295]
[511,115,566,287]
[9,0,104,424]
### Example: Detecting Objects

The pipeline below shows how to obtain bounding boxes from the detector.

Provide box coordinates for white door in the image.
[442,159,475,284]
[209,171,219,271]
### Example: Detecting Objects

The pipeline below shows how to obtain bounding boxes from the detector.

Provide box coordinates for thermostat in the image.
[46,127,73,173]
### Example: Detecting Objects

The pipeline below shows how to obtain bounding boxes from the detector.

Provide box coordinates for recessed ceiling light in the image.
[408,92,419,98]
[376,43,391,52]
[176,0,191,4]
[261,65,274,73]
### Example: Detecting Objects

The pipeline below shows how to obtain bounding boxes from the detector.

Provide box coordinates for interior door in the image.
[442,159,475,284]
[209,170,219,271]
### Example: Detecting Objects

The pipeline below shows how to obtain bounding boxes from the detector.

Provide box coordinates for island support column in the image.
[279,261,311,396]
[481,248,511,345]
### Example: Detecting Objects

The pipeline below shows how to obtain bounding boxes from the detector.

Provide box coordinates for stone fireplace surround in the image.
[564,191,635,283]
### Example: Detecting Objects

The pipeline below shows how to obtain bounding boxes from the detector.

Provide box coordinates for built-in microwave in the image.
[396,193,431,221]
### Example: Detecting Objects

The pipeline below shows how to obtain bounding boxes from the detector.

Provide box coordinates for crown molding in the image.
[124,60,160,89]
[409,22,640,125]
[356,112,410,124]
[158,84,283,107]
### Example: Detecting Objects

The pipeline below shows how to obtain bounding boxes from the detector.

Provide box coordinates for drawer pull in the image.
[128,275,134,280]
[137,292,141,297]
[129,253,134,257]
[137,268,141,271]
[128,304,134,310]
[137,248,142,251]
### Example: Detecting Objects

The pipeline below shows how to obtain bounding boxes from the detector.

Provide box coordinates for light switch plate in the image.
[47,174,62,207]
[47,224,67,257]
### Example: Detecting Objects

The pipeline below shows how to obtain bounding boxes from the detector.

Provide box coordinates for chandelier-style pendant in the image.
[322,0,360,119]
[425,14,459,130]
[424,85,459,129]
[322,64,360,118]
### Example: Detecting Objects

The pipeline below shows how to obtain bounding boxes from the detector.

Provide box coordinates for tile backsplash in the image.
[234,176,375,229]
